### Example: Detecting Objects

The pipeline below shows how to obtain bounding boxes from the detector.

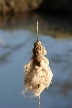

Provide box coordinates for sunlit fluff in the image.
[24,40,53,97]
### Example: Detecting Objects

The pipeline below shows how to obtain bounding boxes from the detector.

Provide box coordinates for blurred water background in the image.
[0,13,72,108]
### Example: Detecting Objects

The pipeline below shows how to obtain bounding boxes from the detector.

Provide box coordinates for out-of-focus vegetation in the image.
[0,0,72,14]
[0,0,43,14]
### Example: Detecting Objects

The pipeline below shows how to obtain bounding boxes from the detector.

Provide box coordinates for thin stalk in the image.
[37,20,38,41]
[37,20,40,108]
[38,95,40,108]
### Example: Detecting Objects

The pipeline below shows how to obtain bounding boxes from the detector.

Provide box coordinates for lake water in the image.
[0,14,72,108]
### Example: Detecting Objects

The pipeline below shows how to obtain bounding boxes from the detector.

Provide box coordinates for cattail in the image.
[24,21,53,97]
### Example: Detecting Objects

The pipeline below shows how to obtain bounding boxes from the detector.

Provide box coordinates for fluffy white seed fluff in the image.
[24,41,53,97]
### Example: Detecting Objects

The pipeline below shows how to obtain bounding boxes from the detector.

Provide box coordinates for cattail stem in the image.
[37,20,38,41]
[38,95,40,108]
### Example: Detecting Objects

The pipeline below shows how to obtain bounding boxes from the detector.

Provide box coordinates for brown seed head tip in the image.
[24,40,53,97]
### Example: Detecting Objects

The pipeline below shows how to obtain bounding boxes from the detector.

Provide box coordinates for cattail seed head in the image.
[24,40,53,97]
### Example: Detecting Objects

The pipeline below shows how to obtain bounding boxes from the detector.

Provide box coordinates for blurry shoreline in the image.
[0,13,72,39]
[0,0,72,15]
